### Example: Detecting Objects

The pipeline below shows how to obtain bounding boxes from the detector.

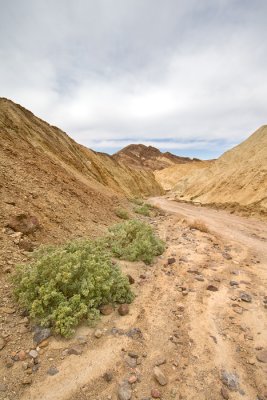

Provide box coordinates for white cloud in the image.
[0,0,266,158]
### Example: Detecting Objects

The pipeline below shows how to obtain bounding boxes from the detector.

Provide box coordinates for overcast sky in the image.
[1,0,266,159]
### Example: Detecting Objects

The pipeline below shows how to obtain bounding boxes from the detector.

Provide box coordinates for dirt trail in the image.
[12,199,267,400]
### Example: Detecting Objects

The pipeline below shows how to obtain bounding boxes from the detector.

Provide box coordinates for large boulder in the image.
[6,213,40,235]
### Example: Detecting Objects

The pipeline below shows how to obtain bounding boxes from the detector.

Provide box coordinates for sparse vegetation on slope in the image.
[134,204,151,216]
[13,239,134,338]
[115,208,130,219]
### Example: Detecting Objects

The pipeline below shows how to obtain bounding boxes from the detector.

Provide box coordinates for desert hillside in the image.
[0,98,163,246]
[155,160,213,191]
[113,143,200,171]
[168,126,267,211]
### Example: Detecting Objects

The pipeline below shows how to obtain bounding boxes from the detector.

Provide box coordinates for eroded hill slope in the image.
[155,160,213,191]
[168,126,267,214]
[0,98,162,245]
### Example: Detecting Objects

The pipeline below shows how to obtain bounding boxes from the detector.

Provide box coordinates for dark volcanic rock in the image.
[221,370,239,391]
[99,304,114,315]
[118,304,129,316]
[7,213,40,235]
[33,327,51,345]
[206,285,219,292]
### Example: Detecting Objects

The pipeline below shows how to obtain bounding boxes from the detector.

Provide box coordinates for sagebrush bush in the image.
[134,204,151,216]
[106,219,165,264]
[115,208,129,220]
[13,240,134,337]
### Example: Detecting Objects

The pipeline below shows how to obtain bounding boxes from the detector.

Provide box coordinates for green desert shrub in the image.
[13,240,134,338]
[115,208,129,220]
[106,219,165,264]
[134,203,151,216]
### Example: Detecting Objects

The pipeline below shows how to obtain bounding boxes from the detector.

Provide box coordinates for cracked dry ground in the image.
[1,198,267,400]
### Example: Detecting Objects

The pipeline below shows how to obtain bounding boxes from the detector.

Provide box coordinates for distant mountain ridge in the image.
[113,143,200,171]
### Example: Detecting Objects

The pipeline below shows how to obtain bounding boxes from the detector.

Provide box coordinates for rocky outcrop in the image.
[113,144,200,171]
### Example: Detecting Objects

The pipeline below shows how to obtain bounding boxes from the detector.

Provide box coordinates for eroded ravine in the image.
[20,200,267,400]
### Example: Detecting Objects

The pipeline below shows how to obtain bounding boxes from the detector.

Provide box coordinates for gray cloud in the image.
[0,0,266,158]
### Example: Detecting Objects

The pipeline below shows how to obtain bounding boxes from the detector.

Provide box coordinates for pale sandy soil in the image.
[10,198,267,400]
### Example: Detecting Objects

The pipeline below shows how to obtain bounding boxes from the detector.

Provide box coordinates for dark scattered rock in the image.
[195,275,205,281]
[76,336,87,345]
[125,356,137,368]
[222,253,232,260]
[187,268,201,275]
[154,356,166,366]
[11,353,20,362]
[221,370,239,391]
[103,371,113,382]
[33,327,51,345]
[20,308,30,317]
[67,345,83,356]
[110,327,124,336]
[231,270,240,275]
[18,238,34,252]
[7,213,40,235]
[118,304,129,316]
[47,366,59,376]
[256,350,267,363]
[0,337,6,350]
[230,281,239,286]
[32,364,40,373]
[167,257,176,265]
[126,328,142,339]
[118,381,132,400]
[240,292,252,303]
[0,384,7,392]
[151,388,162,398]
[5,358,14,368]
[153,366,168,386]
[210,335,218,344]
[207,285,219,292]
[99,304,113,315]
[221,386,230,399]
[22,377,32,385]
[127,274,135,284]
[128,352,138,359]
